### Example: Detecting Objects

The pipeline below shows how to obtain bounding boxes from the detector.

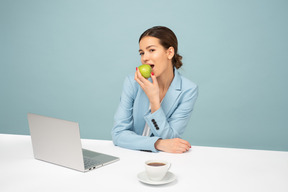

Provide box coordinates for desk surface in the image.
[1,134,288,192]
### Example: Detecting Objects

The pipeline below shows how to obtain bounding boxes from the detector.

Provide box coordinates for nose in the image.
[142,53,149,64]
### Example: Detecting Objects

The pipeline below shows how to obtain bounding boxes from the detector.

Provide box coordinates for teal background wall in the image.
[1,0,287,151]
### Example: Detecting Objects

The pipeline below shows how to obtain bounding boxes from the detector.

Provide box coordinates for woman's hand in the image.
[154,138,191,153]
[134,68,160,113]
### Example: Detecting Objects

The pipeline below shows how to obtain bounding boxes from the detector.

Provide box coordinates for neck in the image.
[157,66,174,91]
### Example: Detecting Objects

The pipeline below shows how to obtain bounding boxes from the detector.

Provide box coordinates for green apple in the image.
[138,64,152,78]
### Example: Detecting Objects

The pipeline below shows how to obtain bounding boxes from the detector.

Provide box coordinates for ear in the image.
[166,47,175,60]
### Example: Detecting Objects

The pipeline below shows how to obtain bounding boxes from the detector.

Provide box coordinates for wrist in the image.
[154,139,163,151]
[150,99,160,113]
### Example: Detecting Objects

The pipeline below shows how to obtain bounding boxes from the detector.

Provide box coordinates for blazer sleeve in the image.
[111,76,160,152]
[144,84,198,139]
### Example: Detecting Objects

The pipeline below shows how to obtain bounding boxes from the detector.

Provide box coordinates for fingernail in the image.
[136,67,138,71]
[151,72,154,76]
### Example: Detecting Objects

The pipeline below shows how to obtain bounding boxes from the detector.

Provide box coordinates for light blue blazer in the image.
[111,68,198,152]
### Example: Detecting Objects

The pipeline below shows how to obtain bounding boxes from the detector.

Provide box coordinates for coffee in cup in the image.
[145,160,171,181]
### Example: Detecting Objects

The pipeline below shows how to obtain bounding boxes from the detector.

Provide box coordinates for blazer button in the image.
[152,119,159,130]
[155,124,159,130]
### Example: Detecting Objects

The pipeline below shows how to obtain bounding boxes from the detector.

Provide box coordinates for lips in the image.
[148,64,155,69]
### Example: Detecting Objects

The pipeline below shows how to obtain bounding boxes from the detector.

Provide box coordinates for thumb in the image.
[151,72,158,85]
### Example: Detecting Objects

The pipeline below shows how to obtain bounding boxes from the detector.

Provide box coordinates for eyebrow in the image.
[139,45,157,52]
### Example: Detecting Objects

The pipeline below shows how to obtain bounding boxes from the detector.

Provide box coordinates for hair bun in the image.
[174,53,183,69]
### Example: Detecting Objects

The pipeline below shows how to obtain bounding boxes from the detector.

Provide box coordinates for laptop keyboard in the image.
[84,157,102,170]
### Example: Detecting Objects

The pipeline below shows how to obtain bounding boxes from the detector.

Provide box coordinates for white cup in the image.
[145,160,171,181]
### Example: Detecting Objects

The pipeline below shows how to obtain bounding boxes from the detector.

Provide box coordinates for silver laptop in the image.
[27,113,119,172]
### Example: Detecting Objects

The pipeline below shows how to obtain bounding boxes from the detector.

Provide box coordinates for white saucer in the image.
[137,171,176,185]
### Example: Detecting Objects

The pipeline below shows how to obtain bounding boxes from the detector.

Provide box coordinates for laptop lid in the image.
[27,113,119,172]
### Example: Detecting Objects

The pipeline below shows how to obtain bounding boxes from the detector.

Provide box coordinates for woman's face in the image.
[139,36,174,77]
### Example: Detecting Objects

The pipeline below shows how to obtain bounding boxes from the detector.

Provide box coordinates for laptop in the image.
[27,113,119,172]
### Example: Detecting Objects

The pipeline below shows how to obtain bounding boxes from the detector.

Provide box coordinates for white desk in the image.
[1,134,288,192]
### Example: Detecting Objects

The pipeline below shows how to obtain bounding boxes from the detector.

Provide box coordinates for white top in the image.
[142,122,151,136]
[1,134,288,192]
[142,105,151,136]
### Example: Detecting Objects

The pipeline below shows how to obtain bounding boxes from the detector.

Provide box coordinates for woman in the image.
[111,26,198,153]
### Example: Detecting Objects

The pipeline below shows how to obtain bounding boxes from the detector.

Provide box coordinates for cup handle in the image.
[168,163,171,170]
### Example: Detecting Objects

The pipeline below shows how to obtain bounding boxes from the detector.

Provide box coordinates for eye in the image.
[139,52,144,56]
[149,49,155,52]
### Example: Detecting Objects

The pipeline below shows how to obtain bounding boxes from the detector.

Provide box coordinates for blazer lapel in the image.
[161,68,182,116]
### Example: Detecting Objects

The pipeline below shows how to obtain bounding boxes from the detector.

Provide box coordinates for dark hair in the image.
[139,26,183,69]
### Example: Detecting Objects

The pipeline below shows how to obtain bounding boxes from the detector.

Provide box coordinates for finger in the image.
[180,143,190,152]
[176,146,188,153]
[134,71,144,87]
[176,140,191,152]
[135,68,141,80]
[137,68,150,84]
[151,72,158,86]
[179,139,191,147]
